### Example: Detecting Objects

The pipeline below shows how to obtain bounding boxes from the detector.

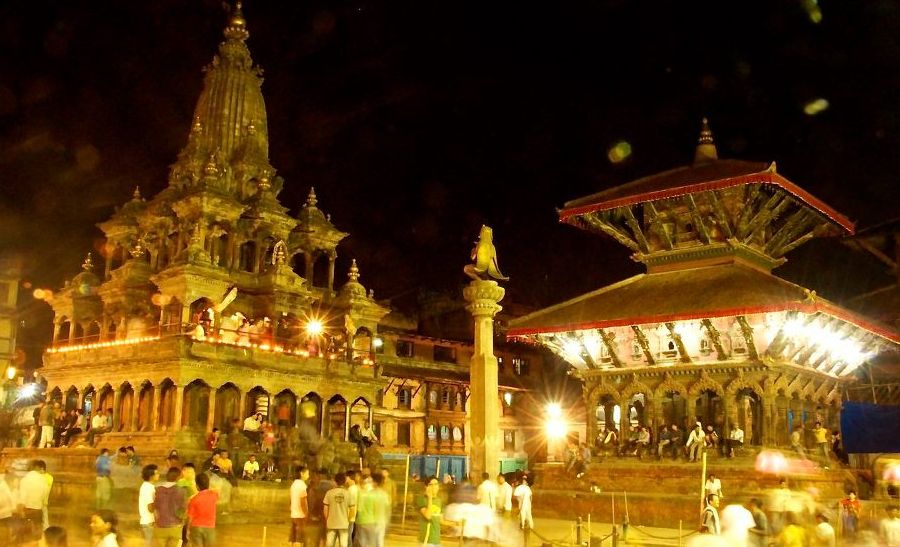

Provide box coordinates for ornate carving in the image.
[464,225,508,282]
[586,377,621,403]
[726,373,764,396]
[735,316,760,360]
[687,370,724,397]
[631,325,656,365]
[665,322,692,363]
[620,378,652,401]
[700,319,728,361]
[597,328,623,368]
[653,372,686,398]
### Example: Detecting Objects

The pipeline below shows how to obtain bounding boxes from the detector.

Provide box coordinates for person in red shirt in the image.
[206,428,220,451]
[187,473,219,546]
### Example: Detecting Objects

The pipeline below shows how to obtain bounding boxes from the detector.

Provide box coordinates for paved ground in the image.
[46,509,686,546]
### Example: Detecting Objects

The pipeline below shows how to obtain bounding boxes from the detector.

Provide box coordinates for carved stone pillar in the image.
[51,322,59,344]
[149,386,160,431]
[304,253,314,284]
[130,392,140,432]
[173,385,184,432]
[104,252,113,280]
[206,391,217,433]
[327,252,336,291]
[112,389,122,432]
[463,279,504,480]
[239,390,248,419]
[344,404,351,441]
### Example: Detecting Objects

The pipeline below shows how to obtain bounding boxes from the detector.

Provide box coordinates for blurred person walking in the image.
[95,448,112,510]
[497,473,512,518]
[747,498,769,547]
[154,467,186,547]
[19,459,51,541]
[356,473,390,547]
[186,473,218,546]
[289,466,309,547]
[840,490,861,539]
[700,493,721,535]
[812,512,835,547]
[90,509,120,547]
[138,464,159,547]
[881,505,900,546]
[39,525,67,547]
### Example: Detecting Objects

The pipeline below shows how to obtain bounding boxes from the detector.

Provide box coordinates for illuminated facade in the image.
[509,120,900,448]
[35,6,546,468]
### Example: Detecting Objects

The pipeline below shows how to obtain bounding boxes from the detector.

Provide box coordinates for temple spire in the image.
[693,117,719,165]
[81,253,94,272]
[348,259,360,282]
[305,187,318,208]
[223,1,249,42]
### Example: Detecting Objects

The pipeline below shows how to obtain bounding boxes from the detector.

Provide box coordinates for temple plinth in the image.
[464,278,504,480]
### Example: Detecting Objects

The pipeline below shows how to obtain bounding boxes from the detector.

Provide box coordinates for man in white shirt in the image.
[243,412,263,445]
[242,454,261,480]
[686,423,706,462]
[513,476,533,532]
[814,512,836,547]
[346,469,360,539]
[476,472,498,510]
[881,506,900,546]
[497,473,513,516]
[705,474,723,499]
[289,466,309,547]
[18,459,50,541]
[726,424,744,458]
[139,464,159,547]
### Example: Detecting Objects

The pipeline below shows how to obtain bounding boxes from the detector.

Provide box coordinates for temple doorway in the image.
[595,394,621,436]
[137,382,154,431]
[661,390,687,429]
[214,383,241,429]
[735,388,763,445]
[327,395,348,441]
[300,392,323,434]
[118,383,134,431]
[182,380,210,430]
[694,389,723,429]
[157,380,176,430]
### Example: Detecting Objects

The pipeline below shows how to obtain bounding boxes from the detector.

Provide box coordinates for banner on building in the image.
[841,402,900,453]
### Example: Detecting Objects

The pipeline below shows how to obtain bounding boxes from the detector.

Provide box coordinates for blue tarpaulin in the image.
[840,402,900,453]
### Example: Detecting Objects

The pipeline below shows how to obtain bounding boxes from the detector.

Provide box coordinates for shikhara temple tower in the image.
[40,5,390,449]
[509,119,900,447]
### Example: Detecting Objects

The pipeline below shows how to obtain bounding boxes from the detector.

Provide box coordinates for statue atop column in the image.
[464,225,509,282]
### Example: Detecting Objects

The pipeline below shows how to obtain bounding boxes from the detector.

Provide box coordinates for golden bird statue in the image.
[464,225,509,282]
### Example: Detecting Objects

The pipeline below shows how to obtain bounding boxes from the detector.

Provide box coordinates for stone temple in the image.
[30,5,552,475]
[509,119,900,451]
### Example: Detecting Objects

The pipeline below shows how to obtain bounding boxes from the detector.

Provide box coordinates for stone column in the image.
[173,385,184,431]
[130,393,140,432]
[344,404,351,441]
[149,386,160,431]
[368,404,374,428]
[327,252,336,291]
[463,279,504,480]
[206,391,217,433]
[304,253,314,284]
[239,390,248,419]
[112,388,122,432]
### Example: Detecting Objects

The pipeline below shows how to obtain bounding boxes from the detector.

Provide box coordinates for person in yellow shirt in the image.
[776,512,807,547]
[813,422,830,467]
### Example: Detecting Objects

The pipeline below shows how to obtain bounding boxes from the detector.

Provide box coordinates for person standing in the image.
[0,467,16,545]
[705,474,723,499]
[90,509,120,547]
[497,473,512,518]
[840,490,861,539]
[380,469,396,517]
[289,466,309,547]
[176,464,199,546]
[356,474,390,547]
[513,476,534,536]
[308,469,334,547]
[790,425,806,459]
[95,448,113,510]
[154,467,186,547]
[813,422,830,467]
[38,401,55,448]
[323,472,354,547]
[747,498,769,547]
[417,476,443,547]
[18,459,51,541]
[345,469,360,542]
[186,473,218,546]
[41,462,54,529]
[138,464,159,547]
[813,512,836,547]
[476,472,497,511]
[700,493,721,535]
[881,505,900,546]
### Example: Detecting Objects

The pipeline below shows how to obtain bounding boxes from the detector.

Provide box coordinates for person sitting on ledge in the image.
[243,412,263,446]
[726,424,744,458]
[242,454,261,481]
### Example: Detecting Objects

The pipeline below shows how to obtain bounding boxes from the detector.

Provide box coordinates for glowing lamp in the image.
[546,402,562,419]
[5,366,15,380]
[372,336,384,349]
[306,320,324,336]
[545,418,567,440]
[755,449,789,475]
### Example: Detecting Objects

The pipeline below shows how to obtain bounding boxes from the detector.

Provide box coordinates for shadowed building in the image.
[509,120,900,450]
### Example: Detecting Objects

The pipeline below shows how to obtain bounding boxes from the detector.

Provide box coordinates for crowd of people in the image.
[694,476,900,546]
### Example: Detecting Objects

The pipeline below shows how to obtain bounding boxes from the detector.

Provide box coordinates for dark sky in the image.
[1,0,898,344]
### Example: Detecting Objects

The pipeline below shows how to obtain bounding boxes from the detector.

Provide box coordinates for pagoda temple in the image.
[29,5,550,477]
[508,120,900,449]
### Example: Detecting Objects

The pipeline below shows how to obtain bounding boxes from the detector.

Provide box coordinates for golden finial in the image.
[205,151,220,177]
[81,252,94,272]
[132,186,142,200]
[693,117,718,165]
[191,116,202,133]
[272,240,287,265]
[257,174,271,192]
[305,187,318,208]
[224,1,249,42]
[349,259,360,282]
[129,240,145,259]
[247,121,257,136]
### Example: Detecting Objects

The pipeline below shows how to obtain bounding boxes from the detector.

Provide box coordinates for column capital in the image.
[463,279,505,318]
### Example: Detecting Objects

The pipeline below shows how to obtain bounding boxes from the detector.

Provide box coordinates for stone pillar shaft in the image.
[327,254,336,291]
[463,279,504,481]
[173,386,184,431]
[207,391,217,433]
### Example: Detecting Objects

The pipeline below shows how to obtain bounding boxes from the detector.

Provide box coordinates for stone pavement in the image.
[47,507,688,546]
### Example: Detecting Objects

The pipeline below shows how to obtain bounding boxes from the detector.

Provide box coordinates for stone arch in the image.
[137,381,154,432]
[351,396,371,429]
[246,386,270,418]
[157,379,177,430]
[299,392,323,433]
[56,317,71,343]
[215,382,242,430]
[82,384,96,416]
[96,384,114,415]
[64,386,80,411]
[726,374,765,397]
[48,386,63,404]
[585,379,621,403]
[117,382,134,431]
[182,379,211,430]
[687,372,724,397]
[273,389,298,427]
[85,321,101,342]
[653,374,686,399]
[621,379,652,401]
[326,394,347,440]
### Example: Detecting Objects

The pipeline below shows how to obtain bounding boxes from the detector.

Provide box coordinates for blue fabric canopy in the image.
[841,402,900,453]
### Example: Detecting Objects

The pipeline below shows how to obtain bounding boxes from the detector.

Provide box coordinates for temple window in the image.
[433,345,456,363]
[441,389,450,407]
[504,429,516,451]
[440,425,450,442]
[427,424,437,441]
[631,341,643,360]
[239,240,257,272]
[453,426,463,444]
[428,389,438,407]
[395,340,414,358]
[397,422,411,446]
[397,388,412,409]
[700,338,712,355]
[512,357,529,375]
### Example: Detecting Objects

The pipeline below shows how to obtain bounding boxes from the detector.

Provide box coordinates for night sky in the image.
[2,0,898,354]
